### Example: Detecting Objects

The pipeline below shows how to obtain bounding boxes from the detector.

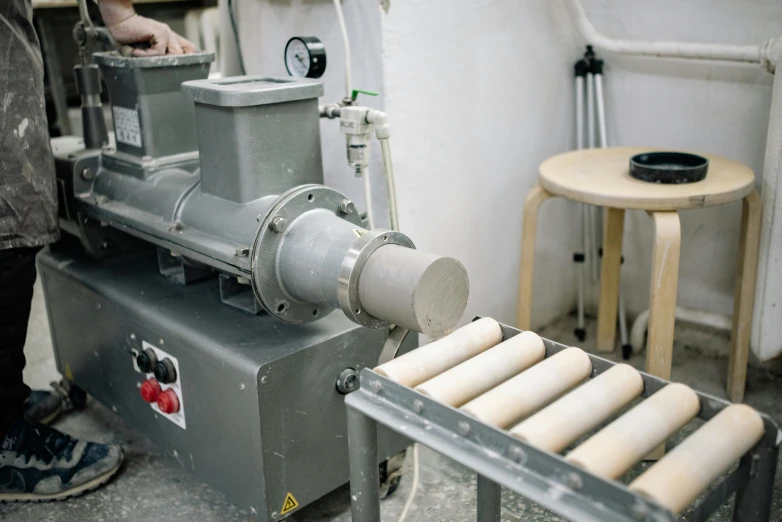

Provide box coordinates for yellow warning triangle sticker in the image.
[280,492,299,515]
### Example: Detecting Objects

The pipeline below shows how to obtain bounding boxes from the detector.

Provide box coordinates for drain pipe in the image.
[563,0,782,359]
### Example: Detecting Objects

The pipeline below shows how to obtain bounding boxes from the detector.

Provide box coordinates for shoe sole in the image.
[0,458,123,503]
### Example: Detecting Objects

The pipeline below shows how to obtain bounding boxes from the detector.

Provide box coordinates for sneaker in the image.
[23,391,63,426]
[0,420,123,502]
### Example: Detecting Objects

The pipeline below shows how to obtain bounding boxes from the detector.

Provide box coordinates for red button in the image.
[140,379,162,403]
[157,389,180,414]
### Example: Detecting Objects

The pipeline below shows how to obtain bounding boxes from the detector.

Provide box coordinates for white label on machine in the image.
[113,106,142,147]
[142,341,186,429]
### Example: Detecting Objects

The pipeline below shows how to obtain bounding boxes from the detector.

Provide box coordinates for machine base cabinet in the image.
[39,248,412,521]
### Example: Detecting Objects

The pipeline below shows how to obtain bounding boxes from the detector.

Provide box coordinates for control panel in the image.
[132,341,186,429]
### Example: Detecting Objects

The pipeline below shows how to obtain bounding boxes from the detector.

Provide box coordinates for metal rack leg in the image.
[477,475,502,522]
[732,441,779,522]
[347,406,381,522]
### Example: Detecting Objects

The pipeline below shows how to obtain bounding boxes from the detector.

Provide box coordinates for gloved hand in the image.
[99,1,196,56]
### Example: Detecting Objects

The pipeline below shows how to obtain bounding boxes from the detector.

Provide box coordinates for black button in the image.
[154,358,177,384]
[136,348,157,374]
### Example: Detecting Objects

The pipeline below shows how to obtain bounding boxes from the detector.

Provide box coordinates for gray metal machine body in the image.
[46,51,469,520]
[63,52,468,337]
[39,247,414,519]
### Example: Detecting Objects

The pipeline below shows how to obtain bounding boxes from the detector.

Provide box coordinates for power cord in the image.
[397,443,420,522]
[226,0,246,75]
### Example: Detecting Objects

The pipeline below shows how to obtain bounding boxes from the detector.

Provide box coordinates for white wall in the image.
[382,0,584,328]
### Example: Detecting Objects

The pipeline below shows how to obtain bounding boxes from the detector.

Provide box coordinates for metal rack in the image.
[345,322,779,522]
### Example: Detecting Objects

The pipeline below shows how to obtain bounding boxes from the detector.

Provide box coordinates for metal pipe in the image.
[346,406,380,522]
[575,75,585,150]
[594,72,608,149]
[575,73,587,337]
[476,475,502,522]
[586,72,599,282]
[77,0,95,29]
[562,0,763,64]
[586,72,596,149]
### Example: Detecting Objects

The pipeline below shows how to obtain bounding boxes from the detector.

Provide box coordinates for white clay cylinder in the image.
[566,383,700,479]
[374,317,502,387]
[510,363,643,453]
[630,404,764,514]
[460,347,592,429]
[415,331,545,407]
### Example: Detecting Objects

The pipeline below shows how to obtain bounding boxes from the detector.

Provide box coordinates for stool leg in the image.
[596,207,625,352]
[646,211,681,380]
[517,185,554,330]
[727,190,762,403]
[644,211,681,460]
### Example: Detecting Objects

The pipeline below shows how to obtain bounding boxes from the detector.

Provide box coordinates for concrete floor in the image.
[3,281,782,521]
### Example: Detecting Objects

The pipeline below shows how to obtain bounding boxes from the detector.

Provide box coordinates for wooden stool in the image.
[517,147,760,403]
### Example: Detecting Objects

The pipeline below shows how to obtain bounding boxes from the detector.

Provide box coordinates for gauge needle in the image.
[296,54,305,65]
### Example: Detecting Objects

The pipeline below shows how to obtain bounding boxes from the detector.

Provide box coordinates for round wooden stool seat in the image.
[539,147,754,211]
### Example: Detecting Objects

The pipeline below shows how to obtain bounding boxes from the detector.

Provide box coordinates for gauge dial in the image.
[284,36,327,79]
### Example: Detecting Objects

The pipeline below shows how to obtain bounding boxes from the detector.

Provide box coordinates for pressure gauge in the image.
[284,36,327,78]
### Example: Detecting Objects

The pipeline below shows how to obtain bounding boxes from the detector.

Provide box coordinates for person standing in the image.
[0,0,194,501]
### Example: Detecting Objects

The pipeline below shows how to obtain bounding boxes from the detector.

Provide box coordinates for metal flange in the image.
[251,184,362,323]
[337,229,415,329]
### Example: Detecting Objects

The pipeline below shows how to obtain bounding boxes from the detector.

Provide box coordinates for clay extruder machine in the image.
[43,50,469,520]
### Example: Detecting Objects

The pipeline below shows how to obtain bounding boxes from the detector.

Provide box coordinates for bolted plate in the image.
[251,185,362,323]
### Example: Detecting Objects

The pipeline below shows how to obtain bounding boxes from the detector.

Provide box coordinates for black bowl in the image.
[629,152,709,184]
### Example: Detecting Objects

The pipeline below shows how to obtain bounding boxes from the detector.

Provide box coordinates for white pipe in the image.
[333,0,352,100]
[362,166,375,230]
[379,139,400,231]
[586,72,599,282]
[562,0,763,64]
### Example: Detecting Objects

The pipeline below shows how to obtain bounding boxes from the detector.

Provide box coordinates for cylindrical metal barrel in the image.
[277,209,361,309]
